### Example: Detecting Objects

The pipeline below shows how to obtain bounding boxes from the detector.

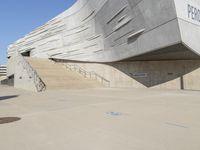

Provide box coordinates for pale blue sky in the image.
[0,0,76,64]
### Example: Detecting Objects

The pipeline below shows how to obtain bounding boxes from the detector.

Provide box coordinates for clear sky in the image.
[0,0,76,64]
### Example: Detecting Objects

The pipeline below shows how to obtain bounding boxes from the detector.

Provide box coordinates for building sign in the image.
[188,4,200,22]
[174,0,200,26]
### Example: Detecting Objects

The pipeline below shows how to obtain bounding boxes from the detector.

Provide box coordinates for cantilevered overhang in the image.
[122,44,200,61]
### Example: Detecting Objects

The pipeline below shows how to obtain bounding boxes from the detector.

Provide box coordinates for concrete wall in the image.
[8,0,196,62]
[174,0,200,56]
[64,60,200,90]
[7,55,37,92]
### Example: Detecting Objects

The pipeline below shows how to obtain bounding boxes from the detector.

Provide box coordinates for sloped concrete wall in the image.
[7,56,37,92]
[65,60,200,90]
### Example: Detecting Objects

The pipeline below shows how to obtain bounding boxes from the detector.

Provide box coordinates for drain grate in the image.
[0,117,21,124]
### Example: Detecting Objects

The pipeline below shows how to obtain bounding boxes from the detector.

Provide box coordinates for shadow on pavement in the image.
[0,95,19,101]
[0,117,21,124]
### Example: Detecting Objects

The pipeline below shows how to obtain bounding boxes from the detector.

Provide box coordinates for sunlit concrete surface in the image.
[0,85,200,150]
[8,0,200,62]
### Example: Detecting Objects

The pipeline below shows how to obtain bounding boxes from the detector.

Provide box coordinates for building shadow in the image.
[0,75,14,86]
[108,60,200,90]
[0,95,19,101]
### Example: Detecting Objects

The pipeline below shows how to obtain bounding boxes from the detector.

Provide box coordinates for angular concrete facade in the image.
[8,0,200,62]
[7,0,200,91]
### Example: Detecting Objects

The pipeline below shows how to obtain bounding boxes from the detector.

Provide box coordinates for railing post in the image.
[62,62,110,87]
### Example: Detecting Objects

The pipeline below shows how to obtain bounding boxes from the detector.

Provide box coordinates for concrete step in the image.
[26,58,102,89]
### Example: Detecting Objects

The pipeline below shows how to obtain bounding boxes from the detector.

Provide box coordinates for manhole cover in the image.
[0,117,21,124]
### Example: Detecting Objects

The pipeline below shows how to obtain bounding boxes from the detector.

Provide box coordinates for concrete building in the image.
[0,65,7,77]
[0,65,8,85]
[7,0,200,91]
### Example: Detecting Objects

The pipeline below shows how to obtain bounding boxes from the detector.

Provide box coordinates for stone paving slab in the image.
[0,86,200,150]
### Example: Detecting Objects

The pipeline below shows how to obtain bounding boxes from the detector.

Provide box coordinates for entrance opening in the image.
[21,51,30,57]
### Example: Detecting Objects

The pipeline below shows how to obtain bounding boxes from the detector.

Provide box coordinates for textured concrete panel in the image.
[7,0,200,62]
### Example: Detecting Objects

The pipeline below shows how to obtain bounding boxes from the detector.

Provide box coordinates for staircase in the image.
[26,58,102,90]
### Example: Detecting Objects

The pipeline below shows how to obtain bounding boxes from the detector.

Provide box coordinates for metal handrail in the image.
[65,63,110,87]
[16,52,46,92]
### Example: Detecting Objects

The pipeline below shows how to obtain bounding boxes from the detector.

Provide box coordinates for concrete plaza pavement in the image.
[0,85,200,150]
